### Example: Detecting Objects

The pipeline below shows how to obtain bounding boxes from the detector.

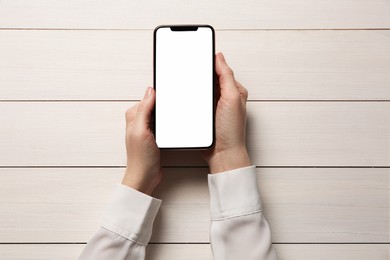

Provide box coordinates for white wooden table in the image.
[0,1,389,259]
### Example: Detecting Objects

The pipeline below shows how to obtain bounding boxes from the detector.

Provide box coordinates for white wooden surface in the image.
[0,0,389,258]
[0,244,389,260]
[0,103,388,166]
[0,168,388,243]
[1,0,390,29]
[1,30,390,100]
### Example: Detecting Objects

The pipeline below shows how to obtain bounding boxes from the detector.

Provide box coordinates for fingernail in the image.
[144,87,152,99]
[218,52,226,63]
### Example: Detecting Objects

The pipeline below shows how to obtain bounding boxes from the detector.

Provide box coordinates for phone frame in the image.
[153,24,216,150]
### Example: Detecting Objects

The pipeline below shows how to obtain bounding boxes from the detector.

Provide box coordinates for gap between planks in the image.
[1,100,390,102]
[0,166,389,168]
[1,28,390,31]
[0,242,389,245]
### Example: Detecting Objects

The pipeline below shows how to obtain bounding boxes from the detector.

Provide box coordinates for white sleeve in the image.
[79,184,161,260]
[208,166,278,260]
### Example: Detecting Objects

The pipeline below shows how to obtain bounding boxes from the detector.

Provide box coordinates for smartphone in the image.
[153,25,215,149]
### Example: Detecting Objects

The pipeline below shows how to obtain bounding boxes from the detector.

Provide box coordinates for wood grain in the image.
[0,0,390,29]
[0,244,388,259]
[0,102,388,166]
[1,30,390,100]
[1,0,389,257]
[0,168,388,243]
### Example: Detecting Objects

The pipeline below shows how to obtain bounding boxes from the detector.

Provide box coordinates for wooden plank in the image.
[0,244,388,259]
[1,30,390,100]
[0,168,388,243]
[0,102,388,166]
[0,0,389,29]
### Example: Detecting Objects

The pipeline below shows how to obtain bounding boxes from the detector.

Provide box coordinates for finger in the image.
[125,103,139,125]
[215,52,239,94]
[236,80,248,102]
[135,87,155,129]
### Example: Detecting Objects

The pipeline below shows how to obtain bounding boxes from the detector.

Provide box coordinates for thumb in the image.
[136,87,155,128]
[215,52,239,94]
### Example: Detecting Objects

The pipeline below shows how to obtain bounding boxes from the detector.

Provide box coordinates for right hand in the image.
[203,52,251,174]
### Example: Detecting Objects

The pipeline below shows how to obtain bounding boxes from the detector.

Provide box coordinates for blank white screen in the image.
[155,27,213,148]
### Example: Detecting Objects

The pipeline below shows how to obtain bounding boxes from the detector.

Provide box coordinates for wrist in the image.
[121,169,158,196]
[208,147,251,174]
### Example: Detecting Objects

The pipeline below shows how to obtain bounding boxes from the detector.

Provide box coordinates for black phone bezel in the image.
[153,24,216,150]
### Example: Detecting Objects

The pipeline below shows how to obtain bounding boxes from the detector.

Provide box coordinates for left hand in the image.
[122,87,162,196]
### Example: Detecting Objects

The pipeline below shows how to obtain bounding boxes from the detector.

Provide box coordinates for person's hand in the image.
[203,52,251,174]
[122,87,162,195]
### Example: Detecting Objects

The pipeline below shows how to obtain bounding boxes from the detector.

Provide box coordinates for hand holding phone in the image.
[203,53,251,174]
[122,87,162,195]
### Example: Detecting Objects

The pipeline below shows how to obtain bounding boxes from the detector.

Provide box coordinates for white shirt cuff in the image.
[208,165,262,220]
[102,184,161,246]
